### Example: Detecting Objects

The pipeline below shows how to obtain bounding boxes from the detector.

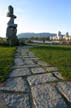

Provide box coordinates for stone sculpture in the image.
[6,5,18,46]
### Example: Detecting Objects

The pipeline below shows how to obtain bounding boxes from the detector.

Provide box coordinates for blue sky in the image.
[0,0,71,37]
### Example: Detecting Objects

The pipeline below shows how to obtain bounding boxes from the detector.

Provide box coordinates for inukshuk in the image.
[6,5,18,46]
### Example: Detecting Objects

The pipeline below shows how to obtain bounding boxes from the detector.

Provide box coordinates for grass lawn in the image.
[0,47,16,82]
[31,44,71,80]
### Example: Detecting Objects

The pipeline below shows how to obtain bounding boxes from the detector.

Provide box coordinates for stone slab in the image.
[14,58,24,66]
[21,50,36,58]
[0,92,32,108]
[10,68,31,77]
[21,48,29,53]
[15,54,21,57]
[24,59,35,65]
[0,92,8,108]
[25,55,36,58]
[23,57,39,61]
[22,56,37,58]
[12,64,40,69]
[0,77,30,93]
[31,84,67,108]
[28,54,35,57]
[22,46,34,48]
[31,67,46,74]
[30,57,39,61]
[28,52,35,56]
[27,73,58,86]
[37,61,50,66]
[56,81,71,102]
[52,72,64,80]
[45,67,58,72]
[15,56,22,58]
[21,52,29,57]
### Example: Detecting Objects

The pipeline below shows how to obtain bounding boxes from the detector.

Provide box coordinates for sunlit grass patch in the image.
[31,45,71,80]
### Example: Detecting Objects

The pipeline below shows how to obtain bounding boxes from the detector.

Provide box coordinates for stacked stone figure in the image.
[6,5,18,46]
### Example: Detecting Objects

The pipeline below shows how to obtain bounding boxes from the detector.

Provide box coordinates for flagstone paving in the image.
[31,84,67,108]
[0,46,71,108]
[27,73,58,86]
[10,68,31,77]
[31,67,46,74]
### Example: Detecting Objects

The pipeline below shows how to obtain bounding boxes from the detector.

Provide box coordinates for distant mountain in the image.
[17,32,57,38]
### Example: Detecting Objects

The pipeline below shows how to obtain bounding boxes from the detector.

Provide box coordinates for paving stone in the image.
[21,51,31,57]
[22,55,29,57]
[14,58,24,66]
[12,64,39,69]
[0,77,30,93]
[30,57,39,61]
[31,67,46,74]
[10,68,31,77]
[22,56,37,58]
[21,48,29,53]
[15,53,20,57]
[21,52,29,57]
[21,50,36,58]
[37,61,50,66]
[15,55,22,58]
[31,84,67,108]
[23,57,39,61]
[45,66,58,72]
[24,59,35,65]
[22,46,34,48]
[1,92,32,108]
[52,72,64,80]
[28,52,36,57]
[27,73,58,86]
[0,92,8,108]
[56,81,71,102]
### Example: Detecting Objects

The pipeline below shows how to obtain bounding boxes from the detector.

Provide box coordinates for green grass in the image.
[31,44,71,80]
[0,47,16,82]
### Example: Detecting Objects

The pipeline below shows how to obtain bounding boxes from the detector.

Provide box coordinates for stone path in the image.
[0,46,71,108]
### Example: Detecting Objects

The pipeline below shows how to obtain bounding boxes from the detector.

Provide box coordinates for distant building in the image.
[50,31,63,40]
[63,32,71,41]
[58,31,61,36]
[66,32,69,37]
[50,35,58,40]
[50,31,71,41]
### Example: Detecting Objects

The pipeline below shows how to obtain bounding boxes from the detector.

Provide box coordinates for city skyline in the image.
[0,0,71,37]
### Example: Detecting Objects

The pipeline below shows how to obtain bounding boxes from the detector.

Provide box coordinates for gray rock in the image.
[24,59,35,65]
[45,67,58,72]
[28,52,36,58]
[56,81,71,102]
[12,64,39,69]
[0,77,30,93]
[10,68,31,77]
[0,92,8,108]
[31,84,67,108]
[22,56,36,58]
[37,61,50,66]
[27,73,58,86]
[21,50,36,58]
[2,93,32,108]
[14,58,24,66]
[31,67,46,74]
[52,72,64,80]
[15,53,21,57]
[30,57,39,61]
